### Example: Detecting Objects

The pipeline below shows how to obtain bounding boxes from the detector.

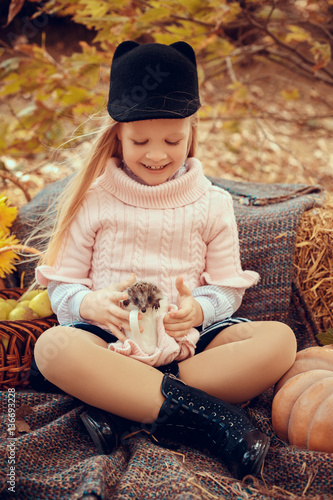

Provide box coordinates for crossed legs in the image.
[34,321,297,421]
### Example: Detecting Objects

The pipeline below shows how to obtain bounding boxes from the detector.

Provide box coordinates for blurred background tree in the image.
[0,0,333,205]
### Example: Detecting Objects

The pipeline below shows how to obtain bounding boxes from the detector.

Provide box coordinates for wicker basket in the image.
[0,288,58,389]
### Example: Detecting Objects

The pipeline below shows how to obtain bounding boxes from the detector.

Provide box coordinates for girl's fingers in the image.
[167,312,189,322]
[165,328,190,338]
[165,309,192,324]
[111,291,129,302]
[108,325,127,342]
[175,276,192,297]
[111,306,130,321]
[106,309,131,329]
[164,319,192,332]
[104,315,130,341]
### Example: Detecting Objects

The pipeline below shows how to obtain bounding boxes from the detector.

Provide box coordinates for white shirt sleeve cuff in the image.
[70,289,92,322]
[194,296,216,329]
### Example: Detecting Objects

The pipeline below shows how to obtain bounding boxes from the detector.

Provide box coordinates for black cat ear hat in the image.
[107,41,201,122]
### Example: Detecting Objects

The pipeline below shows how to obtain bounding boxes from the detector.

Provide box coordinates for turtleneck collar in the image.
[97,157,212,209]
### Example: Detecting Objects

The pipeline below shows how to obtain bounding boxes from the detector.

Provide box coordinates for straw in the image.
[293,193,333,334]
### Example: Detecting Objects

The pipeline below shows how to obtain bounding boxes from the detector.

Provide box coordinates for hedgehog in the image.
[123,281,163,313]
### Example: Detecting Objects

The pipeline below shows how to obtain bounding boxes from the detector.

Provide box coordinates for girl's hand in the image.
[79,273,138,341]
[163,276,203,339]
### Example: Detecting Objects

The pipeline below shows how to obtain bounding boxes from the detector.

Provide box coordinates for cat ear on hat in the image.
[170,41,197,67]
[113,41,139,60]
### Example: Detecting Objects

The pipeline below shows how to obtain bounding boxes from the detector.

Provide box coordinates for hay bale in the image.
[294,193,333,335]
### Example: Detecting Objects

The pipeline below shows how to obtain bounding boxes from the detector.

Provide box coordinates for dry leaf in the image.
[15,404,33,419]
[14,404,34,436]
[4,0,25,27]
[16,419,31,434]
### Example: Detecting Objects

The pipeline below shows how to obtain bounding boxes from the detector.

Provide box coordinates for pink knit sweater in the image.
[36,157,259,304]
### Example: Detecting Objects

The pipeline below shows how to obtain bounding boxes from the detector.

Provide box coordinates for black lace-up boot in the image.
[80,406,141,454]
[150,374,270,479]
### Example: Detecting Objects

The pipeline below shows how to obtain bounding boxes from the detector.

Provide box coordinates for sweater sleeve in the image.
[36,192,99,287]
[200,189,260,289]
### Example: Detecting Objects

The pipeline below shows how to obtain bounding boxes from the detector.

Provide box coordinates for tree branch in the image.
[0,172,31,202]
[266,49,333,86]
[242,8,333,80]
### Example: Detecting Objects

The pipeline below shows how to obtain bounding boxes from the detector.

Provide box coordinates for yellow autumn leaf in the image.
[137,7,171,24]
[78,0,110,19]
[281,89,300,101]
[311,41,331,70]
[285,25,311,43]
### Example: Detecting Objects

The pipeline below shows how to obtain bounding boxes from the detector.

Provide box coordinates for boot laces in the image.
[160,393,232,449]
[199,405,232,448]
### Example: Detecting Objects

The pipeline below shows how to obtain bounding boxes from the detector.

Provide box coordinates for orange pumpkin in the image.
[272,345,333,452]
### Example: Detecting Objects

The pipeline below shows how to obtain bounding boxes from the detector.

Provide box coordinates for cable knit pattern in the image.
[132,207,147,282]
[36,157,259,306]
[159,209,174,297]
[189,197,207,288]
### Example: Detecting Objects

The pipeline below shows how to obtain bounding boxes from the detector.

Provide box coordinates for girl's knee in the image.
[268,321,297,369]
[273,321,297,350]
[34,325,78,376]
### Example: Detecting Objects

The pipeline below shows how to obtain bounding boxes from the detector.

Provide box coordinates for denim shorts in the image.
[29,317,250,392]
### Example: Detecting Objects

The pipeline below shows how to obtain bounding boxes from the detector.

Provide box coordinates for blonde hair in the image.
[41,113,198,267]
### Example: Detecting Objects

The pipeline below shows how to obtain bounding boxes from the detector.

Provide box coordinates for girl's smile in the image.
[143,163,169,170]
[117,118,191,185]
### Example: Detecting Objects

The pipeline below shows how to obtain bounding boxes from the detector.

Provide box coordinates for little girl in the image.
[33,41,297,480]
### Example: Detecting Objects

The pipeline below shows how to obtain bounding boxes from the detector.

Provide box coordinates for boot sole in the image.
[80,411,113,454]
[247,435,270,477]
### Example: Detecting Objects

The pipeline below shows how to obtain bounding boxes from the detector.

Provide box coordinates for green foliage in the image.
[317,328,333,346]
[1,0,333,158]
